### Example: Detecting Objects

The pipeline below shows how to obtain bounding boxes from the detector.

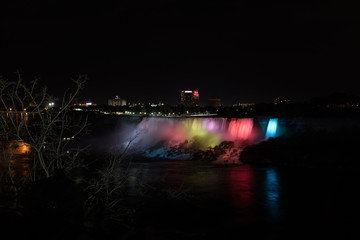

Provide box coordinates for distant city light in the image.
[181,89,200,107]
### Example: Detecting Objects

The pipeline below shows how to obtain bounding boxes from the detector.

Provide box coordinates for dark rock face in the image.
[143,139,243,163]
[239,129,360,168]
[193,141,235,161]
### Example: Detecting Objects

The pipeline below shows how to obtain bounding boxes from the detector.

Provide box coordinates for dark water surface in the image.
[125,160,359,239]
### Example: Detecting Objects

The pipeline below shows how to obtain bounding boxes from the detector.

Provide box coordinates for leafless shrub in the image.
[0,72,88,206]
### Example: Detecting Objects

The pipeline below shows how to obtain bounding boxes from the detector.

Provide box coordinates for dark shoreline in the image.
[239,127,360,168]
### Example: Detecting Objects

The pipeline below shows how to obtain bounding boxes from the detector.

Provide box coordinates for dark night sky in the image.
[1,0,360,105]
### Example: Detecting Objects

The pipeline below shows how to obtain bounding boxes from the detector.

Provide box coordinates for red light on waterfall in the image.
[229,120,240,138]
[193,91,199,96]
[228,119,254,140]
[238,119,253,139]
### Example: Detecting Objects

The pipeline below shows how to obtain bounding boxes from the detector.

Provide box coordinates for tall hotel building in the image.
[181,90,200,107]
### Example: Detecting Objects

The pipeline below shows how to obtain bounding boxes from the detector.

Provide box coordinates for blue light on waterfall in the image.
[266,118,278,139]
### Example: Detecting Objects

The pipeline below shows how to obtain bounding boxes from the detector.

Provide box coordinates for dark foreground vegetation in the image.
[0,75,188,239]
[0,155,197,240]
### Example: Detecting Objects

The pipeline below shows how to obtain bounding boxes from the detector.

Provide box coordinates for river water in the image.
[124,160,359,239]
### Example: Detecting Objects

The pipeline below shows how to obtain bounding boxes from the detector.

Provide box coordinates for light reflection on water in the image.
[265,168,279,201]
[0,140,32,180]
[226,165,282,225]
[228,165,255,209]
[264,168,281,223]
[11,141,31,155]
[126,159,356,238]
[129,161,284,225]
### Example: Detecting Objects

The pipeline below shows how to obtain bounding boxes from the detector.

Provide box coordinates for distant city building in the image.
[181,90,193,106]
[76,102,95,107]
[181,90,200,107]
[108,96,126,106]
[233,103,256,107]
[208,98,221,107]
[274,97,291,105]
[150,103,165,107]
[192,91,200,107]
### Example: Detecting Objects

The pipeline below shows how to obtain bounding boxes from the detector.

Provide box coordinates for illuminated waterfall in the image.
[130,117,282,157]
[266,118,278,139]
[228,118,254,140]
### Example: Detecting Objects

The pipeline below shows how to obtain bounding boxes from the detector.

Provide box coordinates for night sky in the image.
[1,0,360,105]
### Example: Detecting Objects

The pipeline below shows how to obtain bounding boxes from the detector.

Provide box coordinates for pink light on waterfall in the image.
[207,119,216,131]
